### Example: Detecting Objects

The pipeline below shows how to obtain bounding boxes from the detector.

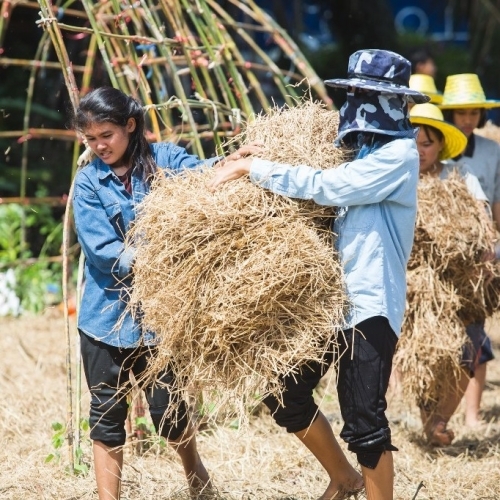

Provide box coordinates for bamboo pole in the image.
[37,0,83,470]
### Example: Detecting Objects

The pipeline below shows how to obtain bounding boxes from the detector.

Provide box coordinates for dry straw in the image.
[125,101,348,417]
[395,170,500,406]
[475,120,500,144]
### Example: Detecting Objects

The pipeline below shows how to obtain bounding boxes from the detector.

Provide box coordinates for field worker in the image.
[441,74,500,429]
[408,74,443,105]
[409,102,489,445]
[407,47,437,78]
[72,86,258,500]
[209,49,429,500]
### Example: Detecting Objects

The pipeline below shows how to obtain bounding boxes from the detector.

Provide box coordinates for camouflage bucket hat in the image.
[325,49,430,104]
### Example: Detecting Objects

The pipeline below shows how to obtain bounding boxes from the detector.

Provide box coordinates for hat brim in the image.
[427,93,443,105]
[325,77,430,104]
[410,116,468,160]
[439,100,500,109]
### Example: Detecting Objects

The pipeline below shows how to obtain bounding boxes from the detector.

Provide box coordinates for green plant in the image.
[45,418,90,476]
[0,200,64,313]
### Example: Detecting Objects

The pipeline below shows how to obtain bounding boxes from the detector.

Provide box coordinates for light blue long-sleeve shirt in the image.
[249,137,419,336]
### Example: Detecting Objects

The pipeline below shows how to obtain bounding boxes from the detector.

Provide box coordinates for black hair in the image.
[407,47,435,74]
[420,124,444,144]
[442,108,487,129]
[72,87,157,181]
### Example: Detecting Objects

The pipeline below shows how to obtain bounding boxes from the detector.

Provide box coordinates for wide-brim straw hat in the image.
[325,49,430,104]
[409,74,443,104]
[410,103,467,160]
[439,73,500,109]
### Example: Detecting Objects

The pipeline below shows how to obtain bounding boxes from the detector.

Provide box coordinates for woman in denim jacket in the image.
[72,87,256,499]
[209,50,429,500]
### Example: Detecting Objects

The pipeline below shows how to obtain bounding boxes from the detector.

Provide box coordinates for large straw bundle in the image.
[241,99,344,170]
[475,121,500,144]
[395,266,466,406]
[395,170,500,405]
[409,171,499,318]
[126,102,348,414]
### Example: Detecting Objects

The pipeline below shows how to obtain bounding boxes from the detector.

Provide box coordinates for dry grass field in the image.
[1,310,499,499]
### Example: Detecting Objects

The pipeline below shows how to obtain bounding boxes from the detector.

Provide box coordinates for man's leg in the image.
[337,317,398,500]
[263,349,363,499]
[362,451,393,500]
[93,441,123,500]
[294,412,363,500]
[168,425,212,497]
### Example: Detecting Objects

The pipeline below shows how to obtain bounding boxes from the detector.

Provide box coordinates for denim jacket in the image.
[74,142,215,347]
[250,138,419,336]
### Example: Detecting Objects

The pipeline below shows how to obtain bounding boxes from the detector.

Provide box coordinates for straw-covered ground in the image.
[1,310,499,500]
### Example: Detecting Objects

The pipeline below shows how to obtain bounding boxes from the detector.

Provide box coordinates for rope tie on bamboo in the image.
[36,14,58,28]
[230,108,241,132]
[194,93,219,131]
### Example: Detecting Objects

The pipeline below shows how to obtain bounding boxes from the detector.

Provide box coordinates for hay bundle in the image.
[395,170,500,405]
[409,170,499,318]
[395,266,466,405]
[242,100,344,170]
[126,102,348,412]
[475,121,500,144]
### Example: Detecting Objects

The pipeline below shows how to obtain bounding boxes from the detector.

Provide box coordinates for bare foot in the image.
[465,418,486,430]
[187,461,213,499]
[426,421,455,447]
[318,476,364,500]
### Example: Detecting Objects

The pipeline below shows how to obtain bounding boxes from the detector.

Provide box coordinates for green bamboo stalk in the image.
[80,0,119,88]
[157,1,227,149]
[231,0,334,107]
[0,0,14,48]
[0,57,86,71]
[38,0,83,471]
[208,0,296,106]
[179,0,241,111]
[74,249,85,467]
[38,0,80,110]
[80,34,97,94]
[203,1,271,111]
[137,0,205,155]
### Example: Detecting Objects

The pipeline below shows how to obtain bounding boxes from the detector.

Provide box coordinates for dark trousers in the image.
[80,331,188,447]
[263,316,398,469]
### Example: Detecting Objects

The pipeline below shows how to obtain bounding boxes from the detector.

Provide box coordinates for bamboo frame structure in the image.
[1,0,334,469]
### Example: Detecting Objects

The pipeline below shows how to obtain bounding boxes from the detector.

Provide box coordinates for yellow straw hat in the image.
[410,103,467,160]
[409,74,443,104]
[439,73,500,109]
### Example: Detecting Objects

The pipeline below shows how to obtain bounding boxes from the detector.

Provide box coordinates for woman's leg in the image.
[133,352,212,496]
[80,331,133,500]
[465,362,486,427]
[421,368,469,445]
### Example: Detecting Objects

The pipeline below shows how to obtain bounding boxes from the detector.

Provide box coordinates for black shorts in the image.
[80,331,188,447]
[464,322,495,374]
[263,316,398,469]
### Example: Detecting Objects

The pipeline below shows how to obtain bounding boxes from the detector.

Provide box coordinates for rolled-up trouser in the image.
[464,321,495,370]
[263,316,398,469]
[80,330,188,447]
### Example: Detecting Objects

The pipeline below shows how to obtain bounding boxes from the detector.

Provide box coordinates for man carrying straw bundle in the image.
[210,49,429,500]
